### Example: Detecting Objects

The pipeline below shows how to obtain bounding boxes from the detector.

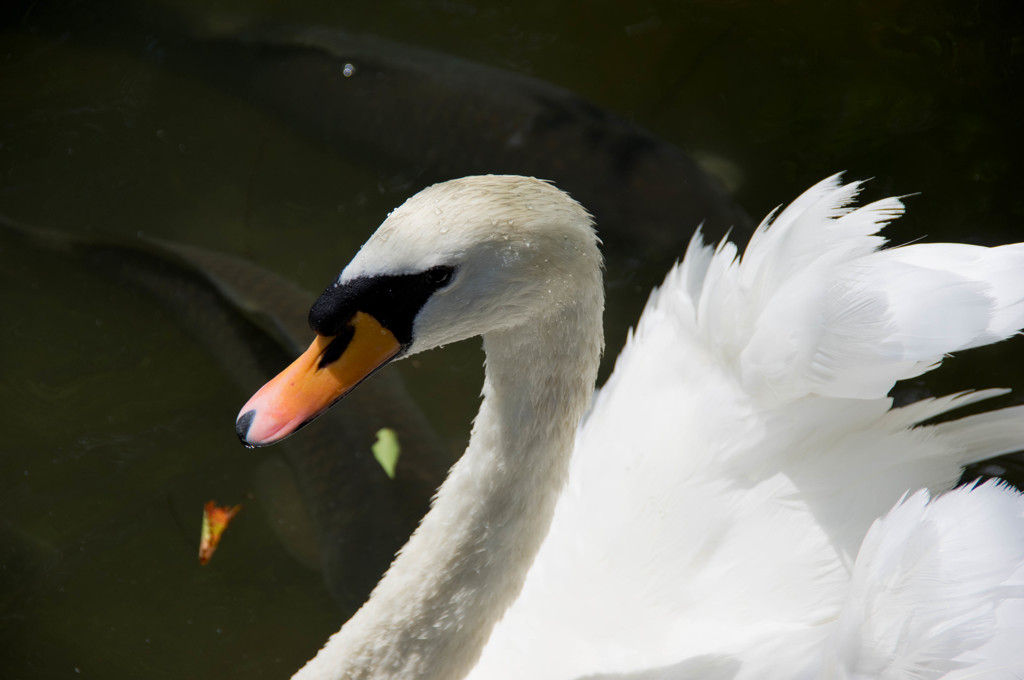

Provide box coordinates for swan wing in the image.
[816,481,1024,680]
[469,177,1024,679]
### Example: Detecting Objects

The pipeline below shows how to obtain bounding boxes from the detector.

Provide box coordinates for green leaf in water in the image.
[372,428,401,479]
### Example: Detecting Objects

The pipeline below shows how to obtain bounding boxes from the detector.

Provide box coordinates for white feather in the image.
[257,175,1024,680]
[816,482,1024,680]
[469,176,1024,680]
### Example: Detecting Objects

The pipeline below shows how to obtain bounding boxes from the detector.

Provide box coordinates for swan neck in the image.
[294,289,603,680]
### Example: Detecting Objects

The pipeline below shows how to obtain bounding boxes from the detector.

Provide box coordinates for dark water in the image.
[1,1,1022,678]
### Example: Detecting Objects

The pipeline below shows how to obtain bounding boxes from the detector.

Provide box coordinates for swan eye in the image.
[424,266,454,288]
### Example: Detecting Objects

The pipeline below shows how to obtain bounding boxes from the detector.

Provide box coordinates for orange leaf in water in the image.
[199,501,242,565]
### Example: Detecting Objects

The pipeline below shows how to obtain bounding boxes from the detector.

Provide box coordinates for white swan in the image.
[236,175,1024,679]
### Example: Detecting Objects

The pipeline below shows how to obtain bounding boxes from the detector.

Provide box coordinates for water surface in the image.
[2,1,1022,677]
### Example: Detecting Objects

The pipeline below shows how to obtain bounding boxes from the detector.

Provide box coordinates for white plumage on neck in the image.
[293,176,604,680]
[272,174,1024,680]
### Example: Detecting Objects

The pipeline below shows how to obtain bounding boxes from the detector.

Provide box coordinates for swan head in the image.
[236,175,600,446]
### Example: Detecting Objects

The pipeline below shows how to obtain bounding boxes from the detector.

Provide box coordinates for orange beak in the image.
[236,311,401,446]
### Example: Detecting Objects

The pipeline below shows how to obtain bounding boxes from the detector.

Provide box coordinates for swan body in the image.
[236,175,1024,679]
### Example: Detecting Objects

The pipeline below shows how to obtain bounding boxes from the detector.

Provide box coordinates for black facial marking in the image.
[318,324,355,368]
[308,266,456,347]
